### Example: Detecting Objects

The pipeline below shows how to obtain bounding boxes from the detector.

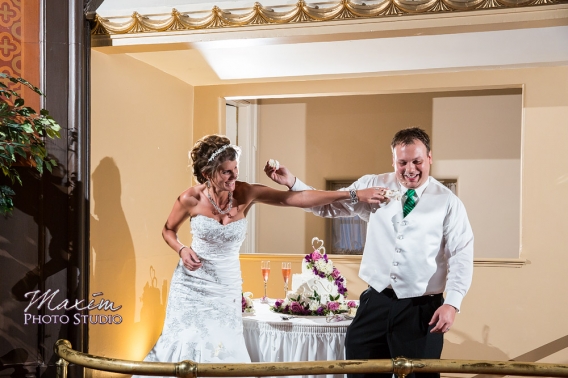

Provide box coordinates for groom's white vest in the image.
[293,172,473,309]
[360,174,454,299]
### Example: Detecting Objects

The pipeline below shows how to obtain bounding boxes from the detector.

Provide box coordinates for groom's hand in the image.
[429,304,457,333]
[263,161,296,189]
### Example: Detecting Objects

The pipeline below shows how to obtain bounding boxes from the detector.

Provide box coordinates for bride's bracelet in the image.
[178,245,187,256]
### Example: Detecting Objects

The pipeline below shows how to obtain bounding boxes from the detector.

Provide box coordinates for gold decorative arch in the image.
[91,0,565,35]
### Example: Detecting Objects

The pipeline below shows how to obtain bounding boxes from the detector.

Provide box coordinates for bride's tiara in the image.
[208,144,237,163]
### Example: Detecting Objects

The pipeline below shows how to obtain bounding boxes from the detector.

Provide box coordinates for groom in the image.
[265,127,474,378]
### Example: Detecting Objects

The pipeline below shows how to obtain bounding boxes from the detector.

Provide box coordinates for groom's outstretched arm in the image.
[263,160,378,221]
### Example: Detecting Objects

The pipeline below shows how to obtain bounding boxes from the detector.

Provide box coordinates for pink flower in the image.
[347,300,357,308]
[327,301,340,311]
[331,268,341,279]
[290,301,304,314]
[311,251,322,260]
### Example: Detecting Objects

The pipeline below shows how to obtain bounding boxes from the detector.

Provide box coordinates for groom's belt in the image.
[371,286,443,300]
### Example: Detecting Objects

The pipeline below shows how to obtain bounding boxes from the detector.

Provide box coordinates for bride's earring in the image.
[206,180,211,189]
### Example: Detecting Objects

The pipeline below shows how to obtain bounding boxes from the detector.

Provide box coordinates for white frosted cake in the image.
[291,257,346,305]
[272,238,356,316]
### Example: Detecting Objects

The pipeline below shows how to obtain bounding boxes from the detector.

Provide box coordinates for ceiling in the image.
[94,2,568,86]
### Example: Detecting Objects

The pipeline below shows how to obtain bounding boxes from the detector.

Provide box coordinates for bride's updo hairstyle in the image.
[190,134,241,184]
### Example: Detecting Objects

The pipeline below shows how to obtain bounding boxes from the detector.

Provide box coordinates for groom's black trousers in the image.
[345,286,444,378]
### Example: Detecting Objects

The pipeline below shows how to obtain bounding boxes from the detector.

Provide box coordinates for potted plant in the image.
[0,73,61,215]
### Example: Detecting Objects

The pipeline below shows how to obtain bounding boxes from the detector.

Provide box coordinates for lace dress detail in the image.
[137,215,250,371]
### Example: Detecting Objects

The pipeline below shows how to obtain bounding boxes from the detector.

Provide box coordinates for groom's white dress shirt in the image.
[291,173,474,311]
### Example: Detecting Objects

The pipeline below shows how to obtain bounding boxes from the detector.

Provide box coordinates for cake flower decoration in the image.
[270,237,357,316]
[242,292,255,314]
[304,237,347,296]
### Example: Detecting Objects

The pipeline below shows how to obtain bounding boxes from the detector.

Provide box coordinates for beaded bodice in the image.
[190,215,247,250]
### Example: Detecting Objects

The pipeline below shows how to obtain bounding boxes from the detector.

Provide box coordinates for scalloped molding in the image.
[91,0,566,35]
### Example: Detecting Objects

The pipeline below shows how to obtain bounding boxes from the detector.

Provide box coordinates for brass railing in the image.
[55,339,568,378]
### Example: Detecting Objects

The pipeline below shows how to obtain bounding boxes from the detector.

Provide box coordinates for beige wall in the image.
[256,95,433,254]
[432,94,522,258]
[255,92,522,259]
[193,66,568,363]
[256,100,308,254]
[89,50,194,367]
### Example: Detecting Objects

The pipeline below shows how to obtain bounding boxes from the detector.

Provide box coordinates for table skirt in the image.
[242,300,352,378]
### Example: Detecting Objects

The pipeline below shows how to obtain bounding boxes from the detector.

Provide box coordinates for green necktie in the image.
[403,189,416,217]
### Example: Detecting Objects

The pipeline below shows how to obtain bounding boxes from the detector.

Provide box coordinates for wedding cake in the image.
[271,238,357,316]
[242,292,254,314]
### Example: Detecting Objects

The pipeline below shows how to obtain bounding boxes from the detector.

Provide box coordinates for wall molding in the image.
[473,257,528,267]
[91,0,566,36]
[241,253,528,267]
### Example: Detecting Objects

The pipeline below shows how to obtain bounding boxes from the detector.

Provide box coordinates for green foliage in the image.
[0,73,61,215]
[0,185,15,214]
[309,290,321,303]
[329,294,340,302]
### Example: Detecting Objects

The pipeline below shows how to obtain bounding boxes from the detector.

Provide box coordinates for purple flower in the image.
[337,284,347,295]
[348,300,357,308]
[290,301,303,314]
[316,306,326,315]
[274,299,283,308]
[323,254,328,262]
[304,254,312,263]
[242,296,246,312]
[311,251,322,260]
[327,301,340,311]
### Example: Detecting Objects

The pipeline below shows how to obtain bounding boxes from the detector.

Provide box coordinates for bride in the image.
[138,134,383,367]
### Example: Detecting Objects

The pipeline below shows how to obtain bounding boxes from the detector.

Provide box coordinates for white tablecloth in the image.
[242,299,353,378]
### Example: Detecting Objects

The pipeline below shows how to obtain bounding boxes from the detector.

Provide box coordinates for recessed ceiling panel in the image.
[197,26,568,80]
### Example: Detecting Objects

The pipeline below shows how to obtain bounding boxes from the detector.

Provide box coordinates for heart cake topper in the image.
[311,237,326,255]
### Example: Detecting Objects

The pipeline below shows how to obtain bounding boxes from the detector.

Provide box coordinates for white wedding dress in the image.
[138,215,251,371]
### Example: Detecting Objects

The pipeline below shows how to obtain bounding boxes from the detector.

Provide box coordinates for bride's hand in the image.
[263,161,296,189]
[181,247,202,271]
[356,187,390,205]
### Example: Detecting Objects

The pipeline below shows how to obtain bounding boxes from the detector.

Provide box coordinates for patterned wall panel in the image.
[0,0,22,87]
[0,0,39,109]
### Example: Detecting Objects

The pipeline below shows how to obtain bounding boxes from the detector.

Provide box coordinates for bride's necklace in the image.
[206,184,233,215]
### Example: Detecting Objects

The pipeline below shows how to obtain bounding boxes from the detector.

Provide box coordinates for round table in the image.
[242,299,353,378]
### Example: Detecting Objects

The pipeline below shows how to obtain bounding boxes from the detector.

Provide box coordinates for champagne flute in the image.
[261,261,270,303]
[282,262,291,297]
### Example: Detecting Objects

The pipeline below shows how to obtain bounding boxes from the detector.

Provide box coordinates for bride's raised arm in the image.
[242,182,385,208]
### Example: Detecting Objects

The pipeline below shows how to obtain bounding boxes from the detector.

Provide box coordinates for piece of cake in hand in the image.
[268,159,279,170]
[383,188,402,201]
